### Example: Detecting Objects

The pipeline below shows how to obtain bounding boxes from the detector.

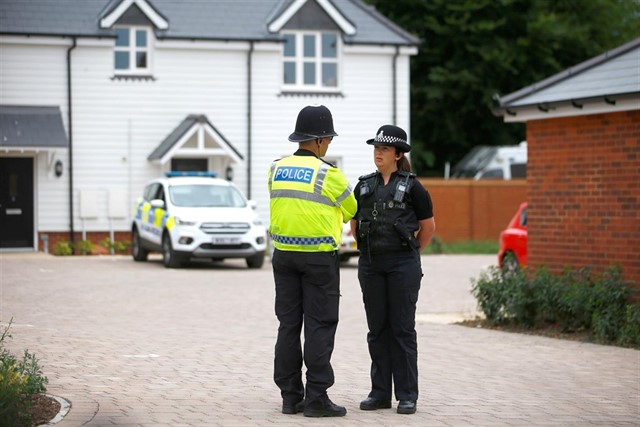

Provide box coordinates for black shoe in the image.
[360,396,392,410]
[282,400,304,414]
[303,398,347,417]
[397,400,416,414]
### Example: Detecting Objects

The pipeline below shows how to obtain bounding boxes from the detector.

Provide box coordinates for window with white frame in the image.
[114,26,152,74]
[283,31,340,90]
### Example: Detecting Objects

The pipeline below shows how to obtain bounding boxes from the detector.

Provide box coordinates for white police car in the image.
[131,172,267,268]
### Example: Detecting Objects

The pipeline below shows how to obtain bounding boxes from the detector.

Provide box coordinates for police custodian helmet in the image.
[288,105,338,142]
[366,124,411,152]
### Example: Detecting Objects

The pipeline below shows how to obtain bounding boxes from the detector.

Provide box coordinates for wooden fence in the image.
[417,178,527,242]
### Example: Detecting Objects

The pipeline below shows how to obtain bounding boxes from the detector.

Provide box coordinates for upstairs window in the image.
[114,26,152,75]
[283,31,340,91]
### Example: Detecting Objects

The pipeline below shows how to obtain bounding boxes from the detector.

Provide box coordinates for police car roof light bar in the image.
[165,171,218,178]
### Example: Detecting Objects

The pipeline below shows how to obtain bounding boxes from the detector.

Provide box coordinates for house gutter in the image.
[392,45,399,124]
[246,41,254,198]
[67,37,77,245]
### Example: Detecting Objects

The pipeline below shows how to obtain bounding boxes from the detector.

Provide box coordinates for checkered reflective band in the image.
[374,130,406,144]
[270,233,336,247]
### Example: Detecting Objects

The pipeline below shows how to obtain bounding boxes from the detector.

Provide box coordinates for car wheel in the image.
[502,252,520,276]
[246,252,265,269]
[162,233,181,268]
[131,227,148,262]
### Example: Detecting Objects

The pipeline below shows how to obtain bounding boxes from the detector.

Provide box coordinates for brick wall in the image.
[418,178,527,242]
[38,231,131,255]
[527,110,640,296]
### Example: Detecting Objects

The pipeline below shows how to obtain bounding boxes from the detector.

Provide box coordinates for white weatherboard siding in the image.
[70,43,250,232]
[2,37,414,237]
[0,40,71,232]
[248,49,413,226]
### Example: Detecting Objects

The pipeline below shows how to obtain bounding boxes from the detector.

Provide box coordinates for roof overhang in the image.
[494,38,640,123]
[494,92,640,123]
[268,0,356,36]
[148,115,243,165]
[0,105,68,152]
[100,0,169,30]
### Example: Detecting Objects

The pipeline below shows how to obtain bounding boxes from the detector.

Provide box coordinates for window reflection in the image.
[322,34,337,58]
[304,62,315,84]
[303,34,315,58]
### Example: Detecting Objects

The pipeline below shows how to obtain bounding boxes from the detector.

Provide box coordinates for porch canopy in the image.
[0,105,69,151]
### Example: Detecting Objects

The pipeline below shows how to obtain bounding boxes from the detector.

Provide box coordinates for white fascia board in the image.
[76,38,116,47]
[268,0,306,33]
[316,0,356,35]
[503,98,640,123]
[1,35,73,46]
[159,125,200,165]
[156,39,253,51]
[100,0,168,30]
[158,123,243,165]
[204,123,243,164]
[1,36,113,48]
[268,0,356,36]
[1,146,64,153]
[344,45,418,56]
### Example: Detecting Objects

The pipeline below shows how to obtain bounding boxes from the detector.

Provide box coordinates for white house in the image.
[0,0,419,252]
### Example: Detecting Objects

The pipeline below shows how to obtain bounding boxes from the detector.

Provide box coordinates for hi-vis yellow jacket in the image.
[268,154,357,252]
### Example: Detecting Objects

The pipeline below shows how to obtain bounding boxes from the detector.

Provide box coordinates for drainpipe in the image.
[392,45,399,125]
[246,41,254,198]
[67,37,77,245]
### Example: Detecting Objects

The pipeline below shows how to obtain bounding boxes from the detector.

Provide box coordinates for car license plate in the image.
[213,237,240,244]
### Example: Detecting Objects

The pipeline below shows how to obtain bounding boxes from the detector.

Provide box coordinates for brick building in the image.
[496,38,640,297]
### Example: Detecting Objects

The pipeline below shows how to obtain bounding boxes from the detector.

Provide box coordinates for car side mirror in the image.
[150,199,165,209]
[248,200,257,210]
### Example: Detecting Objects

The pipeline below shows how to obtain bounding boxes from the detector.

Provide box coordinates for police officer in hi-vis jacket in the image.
[268,105,356,418]
[351,124,435,415]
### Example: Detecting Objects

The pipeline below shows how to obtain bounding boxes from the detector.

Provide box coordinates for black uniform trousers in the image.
[272,249,341,406]
[358,250,422,402]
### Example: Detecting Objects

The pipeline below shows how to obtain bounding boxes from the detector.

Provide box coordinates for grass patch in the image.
[423,237,498,255]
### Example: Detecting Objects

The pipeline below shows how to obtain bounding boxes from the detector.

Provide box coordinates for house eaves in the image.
[269,0,356,36]
[0,0,419,47]
[148,115,243,166]
[100,0,168,30]
[495,38,640,122]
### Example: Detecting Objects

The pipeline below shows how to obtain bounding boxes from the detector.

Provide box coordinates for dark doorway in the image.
[0,157,34,248]
[171,158,208,172]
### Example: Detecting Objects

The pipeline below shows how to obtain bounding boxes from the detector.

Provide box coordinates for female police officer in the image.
[350,125,435,415]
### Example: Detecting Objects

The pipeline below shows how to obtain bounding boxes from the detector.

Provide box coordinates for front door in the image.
[0,157,35,248]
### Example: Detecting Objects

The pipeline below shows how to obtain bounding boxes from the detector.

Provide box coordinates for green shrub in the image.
[618,303,640,347]
[75,240,95,255]
[0,319,48,427]
[471,266,511,325]
[101,238,131,254]
[471,264,637,348]
[52,241,73,256]
[590,267,630,343]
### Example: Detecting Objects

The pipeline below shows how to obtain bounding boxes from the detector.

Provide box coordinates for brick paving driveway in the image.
[1,253,638,426]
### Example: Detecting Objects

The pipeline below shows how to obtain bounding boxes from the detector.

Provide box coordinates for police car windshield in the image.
[169,184,246,208]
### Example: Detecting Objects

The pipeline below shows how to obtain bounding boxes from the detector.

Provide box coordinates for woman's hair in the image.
[396,149,412,172]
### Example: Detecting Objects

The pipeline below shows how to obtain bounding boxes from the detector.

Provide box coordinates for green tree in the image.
[363,0,640,175]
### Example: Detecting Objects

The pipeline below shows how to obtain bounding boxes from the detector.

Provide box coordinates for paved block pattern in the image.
[1,253,638,426]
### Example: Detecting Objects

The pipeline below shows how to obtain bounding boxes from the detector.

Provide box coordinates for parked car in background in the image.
[450,141,527,180]
[268,223,359,264]
[131,172,267,268]
[338,223,359,262]
[498,202,528,272]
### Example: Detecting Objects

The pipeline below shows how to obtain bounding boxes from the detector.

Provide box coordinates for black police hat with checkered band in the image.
[366,124,411,152]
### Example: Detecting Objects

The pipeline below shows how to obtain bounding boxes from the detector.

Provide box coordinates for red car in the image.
[498,202,528,271]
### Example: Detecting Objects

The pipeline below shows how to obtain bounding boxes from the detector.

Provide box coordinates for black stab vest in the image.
[357,171,419,254]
